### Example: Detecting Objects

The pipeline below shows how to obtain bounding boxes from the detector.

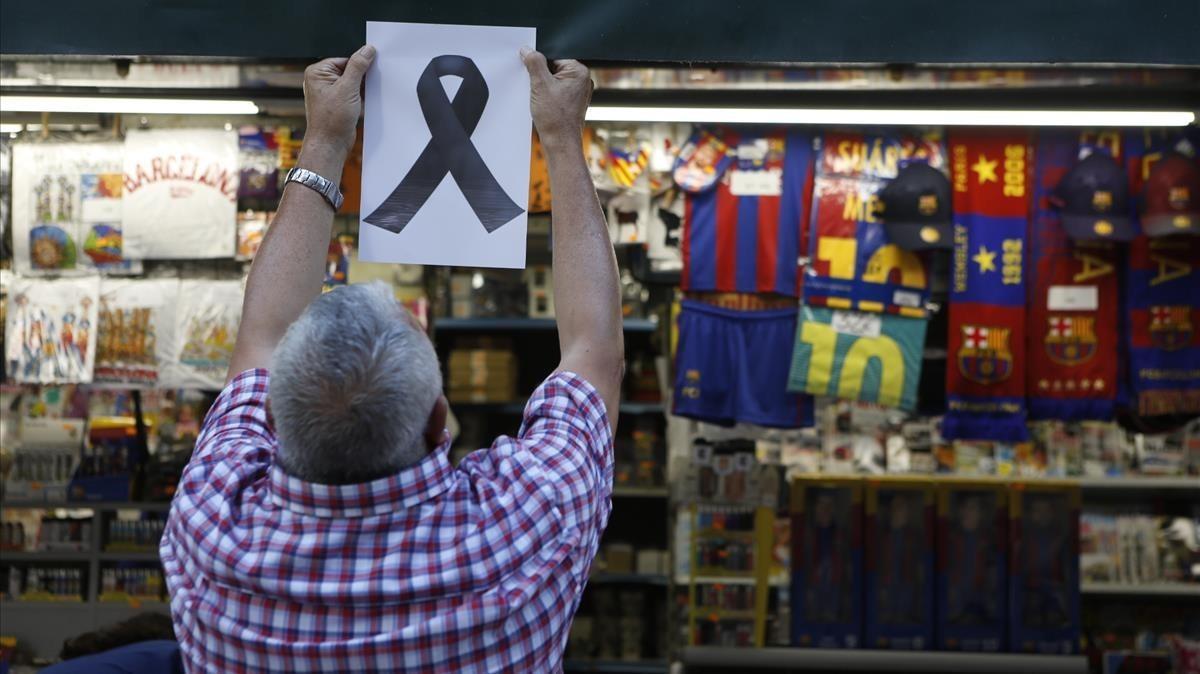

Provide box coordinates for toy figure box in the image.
[865,477,935,650]
[935,480,1008,652]
[790,476,863,648]
[1009,481,1081,655]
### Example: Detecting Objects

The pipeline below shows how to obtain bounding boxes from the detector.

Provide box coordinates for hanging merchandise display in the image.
[673,297,813,429]
[11,142,141,275]
[167,280,242,389]
[236,210,272,261]
[122,128,239,259]
[94,279,180,387]
[1122,130,1200,417]
[680,128,814,298]
[803,131,944,318]
[5,276,101,384]
[646,187,685,271]
[236,127,280,201]
[943,131,1032,442]
[1027,132,1120,420]
[787,305,926,412]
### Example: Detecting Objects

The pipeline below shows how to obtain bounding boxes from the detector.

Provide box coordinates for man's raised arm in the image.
[522,49,624,429]
[226,46,376,383]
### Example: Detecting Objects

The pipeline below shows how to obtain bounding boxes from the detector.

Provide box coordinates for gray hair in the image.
[269,281,442,484]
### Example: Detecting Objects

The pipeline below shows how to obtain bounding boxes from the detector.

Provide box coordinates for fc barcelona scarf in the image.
[1123,130,1200,416]
[943,132,1032,442]
[1027,132,1120,420]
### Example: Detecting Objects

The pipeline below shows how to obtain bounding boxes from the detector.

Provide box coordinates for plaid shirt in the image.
[160,369,613,673]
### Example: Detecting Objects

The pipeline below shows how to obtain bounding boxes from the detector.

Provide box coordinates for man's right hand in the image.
[521,48,592,148]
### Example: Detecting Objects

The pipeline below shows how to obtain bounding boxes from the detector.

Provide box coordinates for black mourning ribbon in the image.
[364,55,523,234]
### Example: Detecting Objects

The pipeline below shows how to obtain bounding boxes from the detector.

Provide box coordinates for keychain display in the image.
[5,275,100,383]
[167,280,242,389]
[94,278,180,387]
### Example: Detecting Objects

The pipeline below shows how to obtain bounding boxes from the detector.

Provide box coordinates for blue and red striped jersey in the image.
[681,129,815,298]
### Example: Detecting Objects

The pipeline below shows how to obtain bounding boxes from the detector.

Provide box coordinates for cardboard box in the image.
[1008,481,1081,655]
[790,476,863,649]
[864,477,934,650]
[935,479,1008,652]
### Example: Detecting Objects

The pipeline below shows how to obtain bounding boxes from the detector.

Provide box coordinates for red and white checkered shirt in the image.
[160,369,613,673]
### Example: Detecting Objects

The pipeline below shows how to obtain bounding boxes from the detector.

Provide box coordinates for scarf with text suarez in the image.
[943,132,1032,442]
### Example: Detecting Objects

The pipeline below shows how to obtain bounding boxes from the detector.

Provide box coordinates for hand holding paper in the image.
[521,48,593,147]
[303,45,377,159]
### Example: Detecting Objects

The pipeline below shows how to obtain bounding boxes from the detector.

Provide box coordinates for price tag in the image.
[831,310,882,338]
[729,168,783,196]
[892,290,921,308]
[1047,285,1098,311]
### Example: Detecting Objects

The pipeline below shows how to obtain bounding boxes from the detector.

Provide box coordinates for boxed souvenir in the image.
[1009,480,1081,654]
[864,477,934,650]
[790,476,863,648]
[935,479,1008,652]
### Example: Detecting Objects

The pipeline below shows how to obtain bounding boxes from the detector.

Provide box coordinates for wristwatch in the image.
[285,167,344,211]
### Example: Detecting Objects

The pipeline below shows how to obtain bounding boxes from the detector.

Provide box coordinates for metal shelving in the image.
[589,573,670,586]
[1082,582,1200,597]
[1,501,171,512]
[453,401,665,416]
[612,485,669,498]
[564,659,668,673]
[678,647,1086,673]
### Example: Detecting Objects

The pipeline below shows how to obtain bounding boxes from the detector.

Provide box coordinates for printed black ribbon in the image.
[364,55,523,234]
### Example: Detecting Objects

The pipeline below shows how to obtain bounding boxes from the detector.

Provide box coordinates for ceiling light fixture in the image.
[0,96,259,116]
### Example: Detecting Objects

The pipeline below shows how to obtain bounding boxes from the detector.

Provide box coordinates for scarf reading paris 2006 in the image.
[942,132,1032,442]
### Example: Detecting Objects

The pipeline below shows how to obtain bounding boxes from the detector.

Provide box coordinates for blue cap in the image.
[1053,152,1134,241]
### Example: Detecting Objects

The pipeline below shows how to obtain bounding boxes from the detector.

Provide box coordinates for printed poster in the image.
[359,21,534,268]
[5,275,101,383]
[95,279,180,387]
[122,129,238,259]
[166,280,242,390]
[11,142,142,275]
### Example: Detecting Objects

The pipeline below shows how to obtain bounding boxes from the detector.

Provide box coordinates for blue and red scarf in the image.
[943,132,1032,442]
[1122,129,1200,416]
[1026,132,1121,420]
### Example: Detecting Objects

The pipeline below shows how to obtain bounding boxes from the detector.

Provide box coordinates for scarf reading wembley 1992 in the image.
[1026,132,1120,420]
[943,132,1032,441]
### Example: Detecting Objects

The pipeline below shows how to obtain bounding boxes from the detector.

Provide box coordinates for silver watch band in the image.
[285,167,344,211]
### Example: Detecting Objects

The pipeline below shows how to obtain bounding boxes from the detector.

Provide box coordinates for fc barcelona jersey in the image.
[681,129,815,298]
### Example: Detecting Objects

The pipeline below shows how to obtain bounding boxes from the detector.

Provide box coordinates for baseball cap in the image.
[1053,152,1134,242]
[878,162,953,250]
[1142,152,1200,237]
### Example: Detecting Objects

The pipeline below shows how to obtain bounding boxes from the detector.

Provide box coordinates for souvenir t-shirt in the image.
[788,306,926,411]
[5,276,101,384]
[803,131,944,318]
[165,280,242,390]
[122,129,238,259]
[95,279,180,387]
[12,142,141,275]
[682,128,815,298]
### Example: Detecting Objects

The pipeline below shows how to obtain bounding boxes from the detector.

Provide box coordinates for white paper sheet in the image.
[359,21,535,269]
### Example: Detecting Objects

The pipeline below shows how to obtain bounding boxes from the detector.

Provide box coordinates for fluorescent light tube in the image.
[0,96,259,115]
[585,106,1196,127]
[0,123,24,133]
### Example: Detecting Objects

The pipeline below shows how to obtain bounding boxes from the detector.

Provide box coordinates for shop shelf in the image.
[611,485,668,498]
[563,659,668,673]
[1,501,171,512]
[677,647,1086,673]
[0,551,92,562]
[435,317,656,333]
[1076,476,1199,494]
[1082,581,1200,597]
[588,572,669,586]
[98,551,162,563]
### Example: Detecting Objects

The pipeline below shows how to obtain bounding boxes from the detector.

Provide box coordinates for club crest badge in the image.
[1149,305,1193,351]
[958,325,1013,385]
[1044,315,1097,366]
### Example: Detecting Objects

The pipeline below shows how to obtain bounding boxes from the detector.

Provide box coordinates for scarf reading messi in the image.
[943,132,1032,442]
